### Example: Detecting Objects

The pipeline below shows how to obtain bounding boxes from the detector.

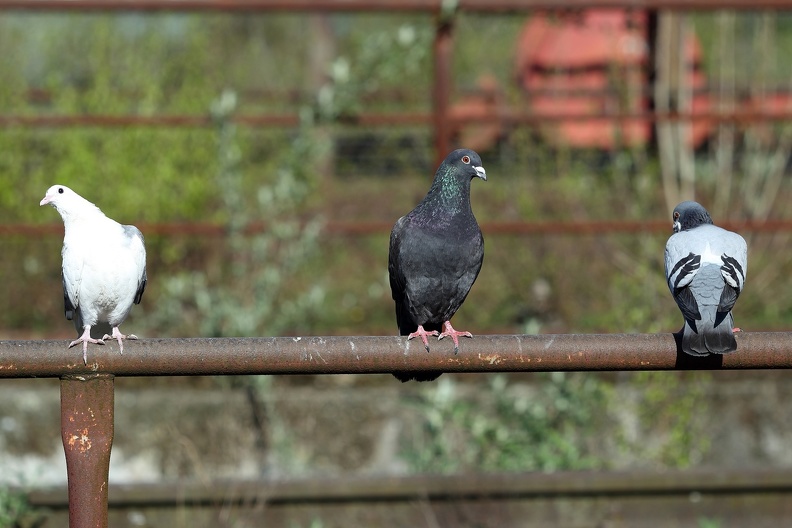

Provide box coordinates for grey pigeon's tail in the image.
[682,312,737,355]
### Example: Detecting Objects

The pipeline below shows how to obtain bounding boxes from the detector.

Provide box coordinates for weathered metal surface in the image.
[60,374,114,528]
[0,0,789,12]
[3,333,792,378]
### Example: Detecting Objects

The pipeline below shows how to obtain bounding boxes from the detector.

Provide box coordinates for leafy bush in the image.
[401,373,611,473]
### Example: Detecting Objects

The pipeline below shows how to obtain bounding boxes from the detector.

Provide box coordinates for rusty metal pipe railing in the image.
[3,333,792,378]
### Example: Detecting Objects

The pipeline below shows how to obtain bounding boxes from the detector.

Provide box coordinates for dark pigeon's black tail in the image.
[392,370,443,383]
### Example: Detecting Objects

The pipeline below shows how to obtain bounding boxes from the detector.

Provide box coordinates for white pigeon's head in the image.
[40,185,100,220]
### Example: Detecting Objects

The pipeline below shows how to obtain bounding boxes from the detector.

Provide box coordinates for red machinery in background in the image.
[515,9,711,149]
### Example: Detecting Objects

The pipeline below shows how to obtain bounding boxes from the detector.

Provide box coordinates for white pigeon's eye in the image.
[58,188,64,194]
[462,155,471,164]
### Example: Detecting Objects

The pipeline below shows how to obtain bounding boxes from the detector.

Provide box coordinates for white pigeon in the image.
[40,185,147,364]
[665,201,747,356]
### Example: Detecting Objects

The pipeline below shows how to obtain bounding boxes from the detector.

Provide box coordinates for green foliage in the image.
[401,373,611,473]
[617,371,712,469]
[316,21,432,120]
[143,91,325,338]
[697,518,723,528]
[0,486,39,528]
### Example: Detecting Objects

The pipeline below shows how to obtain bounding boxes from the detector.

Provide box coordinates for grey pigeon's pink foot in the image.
[102,327,138,355]
[68,326,105,365]
[438,321,473,354]
[733,327,742,333]
[407,325,440,352]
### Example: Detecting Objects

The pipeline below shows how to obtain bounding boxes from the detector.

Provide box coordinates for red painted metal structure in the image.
[2,1,792,528]
[514,9,713,149]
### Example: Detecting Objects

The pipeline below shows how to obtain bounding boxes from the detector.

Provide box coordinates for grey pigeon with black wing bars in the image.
[665,200,747,356]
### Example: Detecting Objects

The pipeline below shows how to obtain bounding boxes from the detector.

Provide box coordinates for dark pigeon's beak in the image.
[672,220,681,233]
[474,166,487,181]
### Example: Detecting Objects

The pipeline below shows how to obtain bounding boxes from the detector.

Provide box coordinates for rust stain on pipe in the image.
[61,374,114,528]
[2,333,792,379]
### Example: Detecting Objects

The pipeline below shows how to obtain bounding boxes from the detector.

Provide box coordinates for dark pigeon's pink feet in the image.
[407,325,440,352]
[438,321,473,354]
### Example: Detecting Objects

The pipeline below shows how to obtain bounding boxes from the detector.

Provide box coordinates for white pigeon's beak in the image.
[39,195,51,206]
[474,166,487,181]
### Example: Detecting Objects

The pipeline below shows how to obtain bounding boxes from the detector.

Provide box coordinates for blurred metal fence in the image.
[1,0,790,167]
[19,468,792,527]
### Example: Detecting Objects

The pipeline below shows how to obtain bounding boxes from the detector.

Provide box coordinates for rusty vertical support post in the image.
[61,374,115,528]
[432,8,454,167]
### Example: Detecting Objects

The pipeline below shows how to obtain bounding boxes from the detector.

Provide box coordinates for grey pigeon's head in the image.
[441,148,486,182]
[672,200,714,233]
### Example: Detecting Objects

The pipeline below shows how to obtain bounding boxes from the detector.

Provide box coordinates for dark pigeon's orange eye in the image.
[674,212,680,220]
[462,156,470,164]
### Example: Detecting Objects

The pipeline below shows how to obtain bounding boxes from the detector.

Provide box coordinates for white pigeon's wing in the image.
[122,225,147,305]
[62,274,76,321]
[60,241,83,322]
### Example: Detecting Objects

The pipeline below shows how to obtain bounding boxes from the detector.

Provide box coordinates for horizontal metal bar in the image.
[6,219,792,238]
[1,333,792,378]
[2,110,792,128]
[23,468,792,508]
[0,0,788,12]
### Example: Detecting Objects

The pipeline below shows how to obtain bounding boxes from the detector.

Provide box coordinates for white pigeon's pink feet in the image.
[407,325,440,352]
[68,325,105,365]
[438,321,473,354]
[102,327,138,355]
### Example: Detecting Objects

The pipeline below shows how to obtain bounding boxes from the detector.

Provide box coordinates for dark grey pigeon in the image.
[665,201,747,356]
[388,148,486,382]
